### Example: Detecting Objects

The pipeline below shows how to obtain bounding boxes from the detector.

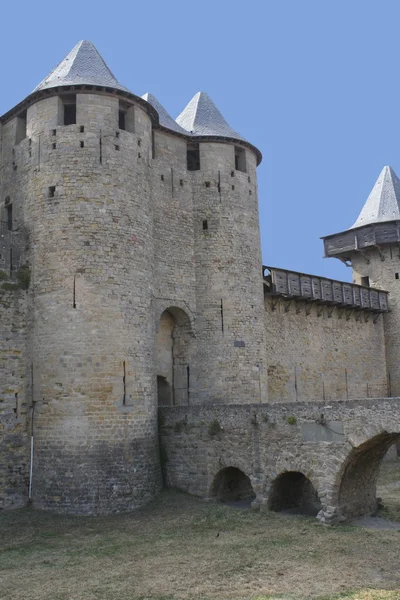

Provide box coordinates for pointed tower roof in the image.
[176,91,247,141]
[33,40,129,93]
[141,93,187,134]
[350,166,400,229]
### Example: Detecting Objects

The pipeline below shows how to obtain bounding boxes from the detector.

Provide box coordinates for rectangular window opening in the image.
[15,111,27,145]
[118,110,126,131]
[115,145,120,151]
[80,141,84,148]
[361,276,370,287]
[63,95,77,125]
[80,125,84,133]
[396,273,399,280]
[52,129,57,136]
[6,204,12,231]
[187,143,200,171]
[119,100,135,133]
[202,219,208,230]
[48,186,56,198]
[52,143,56,150]
[235,146,247,172]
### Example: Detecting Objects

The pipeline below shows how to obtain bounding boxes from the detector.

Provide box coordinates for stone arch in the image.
[210,467,256,504]
[337,431,400,519]
[268,471,321,516]
[155,306,192,406]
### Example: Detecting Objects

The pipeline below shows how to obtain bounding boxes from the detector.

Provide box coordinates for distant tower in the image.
[322,166,400,395]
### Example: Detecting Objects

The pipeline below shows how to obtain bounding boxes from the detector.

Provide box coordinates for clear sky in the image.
[1,0,397,282]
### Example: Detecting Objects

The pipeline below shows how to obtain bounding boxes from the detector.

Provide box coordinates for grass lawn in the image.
[0,462,399,600]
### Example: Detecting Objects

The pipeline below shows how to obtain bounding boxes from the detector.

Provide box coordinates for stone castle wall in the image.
[351,246,400,396]
[0,88,267,512]
[0,289,28,510]
[265,297,388,402]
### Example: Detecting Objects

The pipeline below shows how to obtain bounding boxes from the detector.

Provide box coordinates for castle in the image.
[1,40,400,522]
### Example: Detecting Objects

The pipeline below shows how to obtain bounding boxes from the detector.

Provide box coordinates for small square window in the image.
[48,186,56,198]
[52,129,57,136]
[205,181,210,188]
[115,145,120,151]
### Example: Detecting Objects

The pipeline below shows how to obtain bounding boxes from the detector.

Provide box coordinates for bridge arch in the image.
[268,471,321,515]
[210,467,256,504]
[337,431,400,519]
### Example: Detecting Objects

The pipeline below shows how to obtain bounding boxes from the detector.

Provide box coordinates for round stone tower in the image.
[323,165,400,396]
[2,41,162,514]
[175,93,268,404]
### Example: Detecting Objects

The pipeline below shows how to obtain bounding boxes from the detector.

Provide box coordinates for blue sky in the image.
[1,0,397,282]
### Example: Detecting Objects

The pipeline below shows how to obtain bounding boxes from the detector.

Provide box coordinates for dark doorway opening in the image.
[157,375,172,407]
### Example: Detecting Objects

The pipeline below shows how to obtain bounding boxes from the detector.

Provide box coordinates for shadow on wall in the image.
[211,467,255,506]
[268,471,321,516]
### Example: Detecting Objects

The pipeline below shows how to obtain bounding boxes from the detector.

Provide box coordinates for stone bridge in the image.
[159,398,400,523]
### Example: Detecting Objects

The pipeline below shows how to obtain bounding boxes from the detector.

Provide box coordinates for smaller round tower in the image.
[322,166,400,396]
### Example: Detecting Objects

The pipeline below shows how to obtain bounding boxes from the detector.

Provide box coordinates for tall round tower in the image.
[176,93,268,404]
[1,41,162,513]
[323,165,400,396]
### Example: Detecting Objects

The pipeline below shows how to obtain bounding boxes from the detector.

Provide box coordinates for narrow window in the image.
[116,131,120,138]
[52,143,56,150]
[48,186,56,198]
[118,110,126,131]
[205,181,210,188]
[63,95,77,125]
[115,145,120,151]
[151,129,156,159]
[235,146,247,172]
[202,219,208,230]
[161,174,164,181]
[180,179,184,187]
[396,273,399,280]
[6,204,12,231]
[15,111,27,144]
[52,129,57,136]
[361,276,370,287]
[119,100,135,133]
[80,126,84,133]
[80,141,84,148]
[187,143,200,171]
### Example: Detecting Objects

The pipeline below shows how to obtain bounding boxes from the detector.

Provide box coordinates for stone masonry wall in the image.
[265,296,387,402]
[351,246,400,396]
[0,289,28,510]
[159,398,400,520]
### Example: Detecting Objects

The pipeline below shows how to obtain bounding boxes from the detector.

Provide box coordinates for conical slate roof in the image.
[141,93,187,134]
[33,40,129,93]
[350,166,400,229]
[176,91,247,141]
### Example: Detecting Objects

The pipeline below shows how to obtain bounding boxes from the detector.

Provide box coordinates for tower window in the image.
[15,111,27,144]
[235,146,246,172]
[396,273,399,280]
[48,186,56,198]
[202,219,208,230]
[119,100,135,133]
[187,143,200,171]
[118,110,126,130]
[361,276,370,287]
[62,95,77,125]
[6,204,12,231]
